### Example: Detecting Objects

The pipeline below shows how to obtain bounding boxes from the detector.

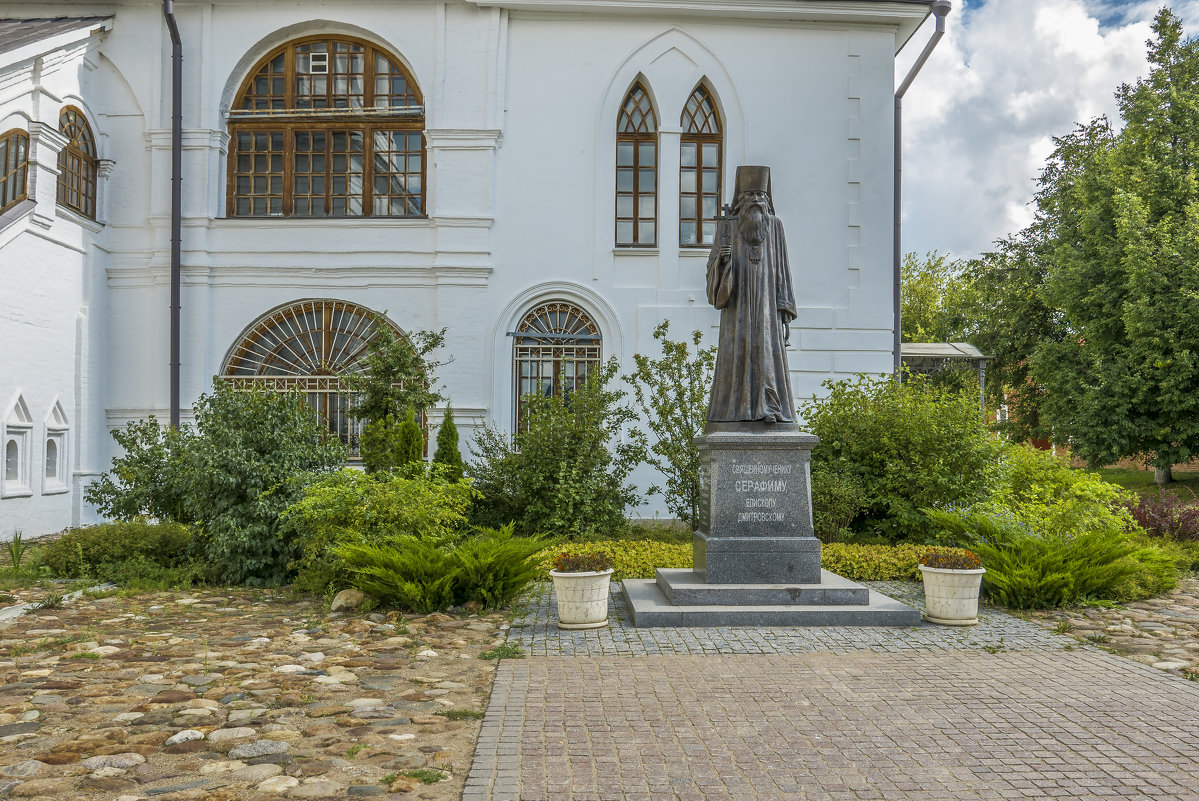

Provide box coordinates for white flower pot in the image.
[919,565,986,626]
[549,568,614,629]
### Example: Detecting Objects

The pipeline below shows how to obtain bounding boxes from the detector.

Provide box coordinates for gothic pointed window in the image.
[2,395,32,498]
[221,299,411,457]
[227,36,425,218]
[616,82,657,247]
[57,107,98,219]
[512,302,602,429]
[0,129,30,215]
[43,401,69,493]
[680,85,722,247]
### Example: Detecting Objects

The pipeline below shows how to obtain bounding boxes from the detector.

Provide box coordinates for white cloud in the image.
[897,0,1196,260]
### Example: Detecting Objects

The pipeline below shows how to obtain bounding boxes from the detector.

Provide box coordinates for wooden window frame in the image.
[0,129,31,215]
[226,35,426,219]
[680,85,723,248]
[616,82,658,247]
[57,107,98,219]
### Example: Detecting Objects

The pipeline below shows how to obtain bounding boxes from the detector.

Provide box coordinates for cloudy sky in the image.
[899,0,1199,260]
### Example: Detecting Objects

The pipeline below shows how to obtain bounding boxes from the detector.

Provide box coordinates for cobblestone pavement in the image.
[1027,575,1199,678]
[468,580,1199,800]
[0,589,509,800]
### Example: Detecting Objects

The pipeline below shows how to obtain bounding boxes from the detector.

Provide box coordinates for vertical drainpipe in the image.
[894,0,951,378]
[163,1,183,428]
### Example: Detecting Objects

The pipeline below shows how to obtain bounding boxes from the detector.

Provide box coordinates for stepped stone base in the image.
[621,569,921,627]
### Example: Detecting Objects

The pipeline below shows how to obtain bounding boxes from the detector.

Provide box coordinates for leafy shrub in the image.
[1129,487,1199,541]
[282,468,478,593]
[361,414,414,474]
[342,323,446,422]
[84,417,192,522]
[799,374,1001,541]
[977,444,1137,540]
[925,508,1177,608]
[624,322,716,528]
[552,552,613,573]
[537,540,692,581]
[335,524,545,612]
[184,383,345,586]
[38,521,195,579]
[432,406,465,482]
[920,548,981,570]
[469,358,640,539]
[820,542,975,581]
[811,470,869,543]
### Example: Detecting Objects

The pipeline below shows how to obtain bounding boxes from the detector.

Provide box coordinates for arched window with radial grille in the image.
[680,84,722,247]
[615,82,657,247]
[57,107,98,219]
[227,35,425,218]
[513,301,602,429]
[221,299,408,457]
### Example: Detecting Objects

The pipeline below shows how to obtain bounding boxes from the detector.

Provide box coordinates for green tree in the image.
[432,405,465,482]
[360,414,404,474]
[396,406,424,466]
[624,321,716,528]
[84,416,194,523]
[342,318,446,422]
[1027,9,1199,483]
[900,251,971,343]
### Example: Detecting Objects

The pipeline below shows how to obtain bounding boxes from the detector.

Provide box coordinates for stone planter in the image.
[549,568,614,629]
[919,565,986,626]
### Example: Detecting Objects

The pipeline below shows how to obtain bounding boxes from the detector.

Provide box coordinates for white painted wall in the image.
[1,0,930,533]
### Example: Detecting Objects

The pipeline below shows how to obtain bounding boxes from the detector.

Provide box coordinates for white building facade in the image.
[0,0,934,537]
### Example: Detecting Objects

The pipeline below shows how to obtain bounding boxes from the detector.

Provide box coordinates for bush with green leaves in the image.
[335,524,545,612]
[535,539,691,581]
[975,444,1137,540]
[624,321,716,528]
[37,521,198,582]
[342,322,446,422]
[282,467,478,593]
[810,469,869,543]
[799,374,1001,541]
[469,357,640,539]
[86,381,345,586]
[432,406,465,482]
[925,508,1177,608]
[820,542,975,581]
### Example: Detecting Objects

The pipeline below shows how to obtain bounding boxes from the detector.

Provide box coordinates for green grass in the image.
[1088,467,1199,498]
[402,768,449,784]
[438,708,485,720]
[478,644,524,660]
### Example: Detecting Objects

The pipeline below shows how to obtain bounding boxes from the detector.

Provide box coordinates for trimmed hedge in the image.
[37,521,194,579]
[539,540,974,583]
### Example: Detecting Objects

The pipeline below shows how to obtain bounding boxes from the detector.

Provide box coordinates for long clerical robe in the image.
[705,216,797,422]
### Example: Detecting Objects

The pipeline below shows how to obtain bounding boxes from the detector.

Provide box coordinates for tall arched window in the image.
[221,299,407,456]
[57,107,98,219]
[680,84,722,247]
[513,301,602,429]
[0,129,30,215]
[228,36,425,218]
[615,82,657,247]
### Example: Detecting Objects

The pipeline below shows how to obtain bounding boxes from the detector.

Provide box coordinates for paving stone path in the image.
[0,589,509,800]
[467,580,1199,801]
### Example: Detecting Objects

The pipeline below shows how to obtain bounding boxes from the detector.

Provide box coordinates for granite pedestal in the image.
[623,424,920,627]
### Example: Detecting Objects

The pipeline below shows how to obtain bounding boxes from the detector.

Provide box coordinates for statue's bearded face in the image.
[738,190,770,245]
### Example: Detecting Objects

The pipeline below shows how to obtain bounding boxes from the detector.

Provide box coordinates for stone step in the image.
[655,568,870,606]
[622,577,922,628]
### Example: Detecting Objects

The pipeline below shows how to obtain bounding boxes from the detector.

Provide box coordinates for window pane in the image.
[680,143,696,168]
[638,169,655,190]
[638,221,655,244]
[680,196,696,219]
[45,440,57,479]
[616,221,633,244]
[639,195,655,218]
[702,142,719,164]
[701,222,716,243]
[4,440,16,481]
[681,221,697,245]
[638,142,655,166]
[616,169,633,192]
[680,170,696,193]
[702,196,717,217]
[616,195,633,217]
[617,141,634,166]
[702,169,717,192]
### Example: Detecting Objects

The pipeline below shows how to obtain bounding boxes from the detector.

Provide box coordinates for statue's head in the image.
[732,165,774,215]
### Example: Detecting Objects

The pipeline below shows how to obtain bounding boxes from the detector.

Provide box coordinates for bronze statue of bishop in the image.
[706,165,797,424]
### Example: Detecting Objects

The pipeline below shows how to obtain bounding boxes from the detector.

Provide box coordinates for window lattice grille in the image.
[680,85,722,247]
[513,302,602,430]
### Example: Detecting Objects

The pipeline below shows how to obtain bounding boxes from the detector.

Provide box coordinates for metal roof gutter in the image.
[893,0,950,378]
[163,1,183,428]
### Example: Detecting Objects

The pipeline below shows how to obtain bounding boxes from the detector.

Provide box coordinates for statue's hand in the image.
[720,244,732,259]
[782,314,791,344]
